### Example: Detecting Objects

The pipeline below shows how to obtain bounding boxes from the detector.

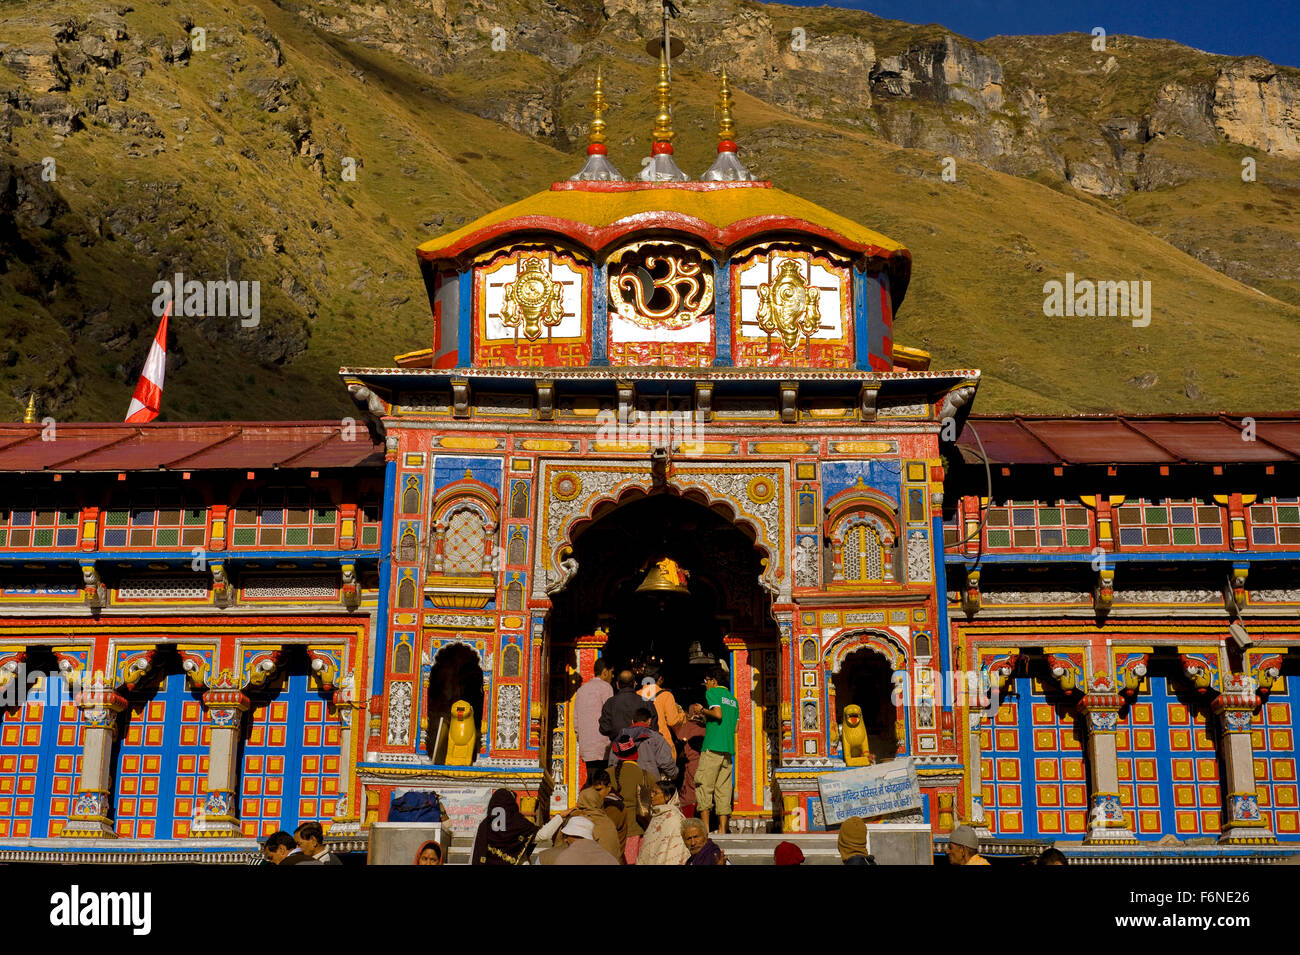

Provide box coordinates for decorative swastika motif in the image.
[1253,674,1299,840]
[981,672,1087,837]
[240,672,341,838]
[115,672,207,839]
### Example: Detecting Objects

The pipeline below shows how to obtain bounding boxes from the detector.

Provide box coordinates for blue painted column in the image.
[456,270,473,366]
[713,261,733,366]
[372,457,397,700]
[591,263,609,365]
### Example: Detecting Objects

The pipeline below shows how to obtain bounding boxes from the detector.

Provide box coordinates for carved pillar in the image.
[209,503,228,551]
[339,502,358,549]
[968,711,990,836]
[193,689,250,838]
[575,629,609,682]
[961,495,982,558]
[1214,677,1275,844]
[62,687,128,838]
[80,505,100,551]
[1079,687,1136,843]
[330,676,363,835]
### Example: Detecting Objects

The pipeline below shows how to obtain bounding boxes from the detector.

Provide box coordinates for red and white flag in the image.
[125,302,170,423]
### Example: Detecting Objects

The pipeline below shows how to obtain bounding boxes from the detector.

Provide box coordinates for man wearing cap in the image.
[553,816,619,866]
[946,825,990,866]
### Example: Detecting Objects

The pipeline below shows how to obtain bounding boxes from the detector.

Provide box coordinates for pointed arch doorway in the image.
[545,489,781,815]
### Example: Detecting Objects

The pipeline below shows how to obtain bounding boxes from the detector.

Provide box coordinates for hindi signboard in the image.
[817,757,922,827]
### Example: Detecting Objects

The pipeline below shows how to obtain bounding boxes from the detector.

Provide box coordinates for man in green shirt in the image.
[696,666,739,836]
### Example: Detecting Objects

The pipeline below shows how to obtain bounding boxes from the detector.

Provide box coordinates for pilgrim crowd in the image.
[257,660,1072,865]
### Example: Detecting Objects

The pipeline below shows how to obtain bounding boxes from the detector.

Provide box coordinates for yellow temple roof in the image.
[416,181,910,282]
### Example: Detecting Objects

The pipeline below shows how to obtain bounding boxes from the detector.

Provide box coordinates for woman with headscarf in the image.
[471,789,539,865]
[414,841,443,865]
[572,784,624,861]
[836,817,876,865]
[637,779,690,866]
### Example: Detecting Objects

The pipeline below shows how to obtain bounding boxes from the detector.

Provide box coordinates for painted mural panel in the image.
[239,673,342,837]
[1116,674,1222,838]
[732,247,853,367]
[981,674,1088,838]
[476,248,591,366]
[1253,675,1300,840]
[607,240,715,367]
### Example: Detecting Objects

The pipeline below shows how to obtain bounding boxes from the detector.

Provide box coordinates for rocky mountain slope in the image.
[1,0,1298,421]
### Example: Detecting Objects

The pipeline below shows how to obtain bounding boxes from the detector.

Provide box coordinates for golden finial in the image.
[588,68,608,147]
[23,393,36,424]
[717,68,736,143]
[652,48,674,145]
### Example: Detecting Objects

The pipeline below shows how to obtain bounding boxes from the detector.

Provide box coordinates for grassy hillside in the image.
[1,0,1297,421]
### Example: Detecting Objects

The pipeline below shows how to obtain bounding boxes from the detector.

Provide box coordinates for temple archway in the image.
[831,646,902,763]
[426,644,484,763]
[549,490,777,708]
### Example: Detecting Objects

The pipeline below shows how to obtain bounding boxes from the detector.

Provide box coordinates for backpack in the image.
[612,757,654,824]
[388,789,444,823]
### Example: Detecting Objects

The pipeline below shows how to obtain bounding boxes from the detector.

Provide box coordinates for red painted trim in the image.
[587,144,607,155]
[420,212,913,270]
[717,140,737,152]
[651,141,673,155]
[550,181,771,193]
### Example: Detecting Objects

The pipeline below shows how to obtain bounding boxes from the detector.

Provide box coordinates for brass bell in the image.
[636,557,690,596]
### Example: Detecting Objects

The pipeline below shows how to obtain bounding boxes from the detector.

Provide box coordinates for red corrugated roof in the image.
[0,422,383,472]
[959,414,1300,466]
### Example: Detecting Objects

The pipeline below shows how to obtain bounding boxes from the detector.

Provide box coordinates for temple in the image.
[1,62,1298,863]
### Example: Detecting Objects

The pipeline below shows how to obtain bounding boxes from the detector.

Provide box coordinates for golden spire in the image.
[23,393,36,424]
[700,69,757,182]
[652,49,674,146]
[570,65,624,181]
[588,68,608,147]
[717,68,736,143]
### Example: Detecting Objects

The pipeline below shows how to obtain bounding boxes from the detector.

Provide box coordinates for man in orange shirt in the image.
[639,669,684,752]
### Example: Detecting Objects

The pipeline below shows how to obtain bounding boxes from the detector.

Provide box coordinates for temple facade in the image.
[1,66,1297,862]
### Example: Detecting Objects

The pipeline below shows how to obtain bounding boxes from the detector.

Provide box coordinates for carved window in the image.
[1250,497,1300,547]
[232,486,337,548]
[444,508,486,575]
[986,499,1091,550]
[102,488,203,549]
[510,483,528,519]
[502,644,522,678]
[505,580,523,611]
[797,492,815,528]
[1114,498,1222,549]
[397,576,416,608]
[800,637,818,665]
[401,477,421,515]
[398,530,418,564]
[844,524,883,583]
[393,641,412,674]
[507,528,526,567]
[1,489,79,550]
[914,633,932,657]
[359,486,383,547]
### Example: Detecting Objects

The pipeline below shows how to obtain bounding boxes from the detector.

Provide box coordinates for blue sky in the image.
[778,0,1299,68]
